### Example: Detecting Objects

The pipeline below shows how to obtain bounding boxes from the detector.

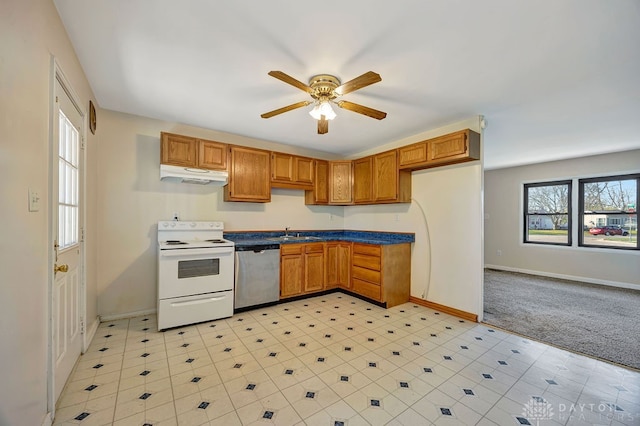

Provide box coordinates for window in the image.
[580,174,638,250]
[524,180,571,245]
[58,110,79,250]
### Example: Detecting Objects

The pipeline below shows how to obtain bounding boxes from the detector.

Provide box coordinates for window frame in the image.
[523,180,572,247]
[578,173,639,250]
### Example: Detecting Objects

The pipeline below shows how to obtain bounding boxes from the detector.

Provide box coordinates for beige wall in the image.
[96,110,345,318]
[485,150,640,288]
[97,113,485,319]
[0,0,98,424]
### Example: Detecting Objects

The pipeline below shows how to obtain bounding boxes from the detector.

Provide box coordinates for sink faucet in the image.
[284,227,290,237]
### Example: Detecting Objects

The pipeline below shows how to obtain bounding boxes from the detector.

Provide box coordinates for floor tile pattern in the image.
[53,294,640,425]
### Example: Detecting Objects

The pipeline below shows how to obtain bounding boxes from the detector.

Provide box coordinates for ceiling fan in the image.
[260,71,387,135]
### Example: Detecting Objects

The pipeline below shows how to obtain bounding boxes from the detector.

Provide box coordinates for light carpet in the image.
[483,268,640,370]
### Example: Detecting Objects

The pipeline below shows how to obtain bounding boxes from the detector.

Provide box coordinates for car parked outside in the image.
[588,225,629,236]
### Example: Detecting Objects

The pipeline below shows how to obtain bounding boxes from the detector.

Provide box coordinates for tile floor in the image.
[53,293,640,425]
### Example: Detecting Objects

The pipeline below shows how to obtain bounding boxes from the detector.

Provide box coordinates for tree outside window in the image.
[580,175,638,249]
[524,181,571,246]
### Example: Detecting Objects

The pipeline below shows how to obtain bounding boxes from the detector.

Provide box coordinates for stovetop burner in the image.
[205,239,226,243]
[165,240,187,245]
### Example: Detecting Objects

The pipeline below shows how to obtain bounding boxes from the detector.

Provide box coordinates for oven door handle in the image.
[170,295,228,307]
[160,247,233,257]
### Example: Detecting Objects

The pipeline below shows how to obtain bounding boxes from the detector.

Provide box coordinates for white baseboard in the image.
[99,308,157,322]
[83,317,100,353]
[484,264,640,291]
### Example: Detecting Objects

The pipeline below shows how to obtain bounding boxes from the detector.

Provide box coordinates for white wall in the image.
[485,149,640,288]
[345,118,484,316]
[96,110,345,318]
[0,1,98,424]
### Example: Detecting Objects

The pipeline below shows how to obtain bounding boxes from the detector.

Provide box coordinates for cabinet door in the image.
[304,248,325,293]
[373,150,398,202]
[353,156,373,204]
[305,160,328,204]
[225,146,271,202]
[428,131,468,163]
[398,142,427,169]
[271,152,294,182]
[280,254,304,298]
[337,243,352,289]
[197,140,227,170]
[325,243,338,288]
[329,161,353,204]
[161,133,196,167]
[295,157,314,185]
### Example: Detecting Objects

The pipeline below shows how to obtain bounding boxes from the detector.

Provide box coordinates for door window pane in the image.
[58,110,79,250]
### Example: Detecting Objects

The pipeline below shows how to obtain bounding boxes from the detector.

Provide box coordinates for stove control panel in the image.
[158,221,224,231]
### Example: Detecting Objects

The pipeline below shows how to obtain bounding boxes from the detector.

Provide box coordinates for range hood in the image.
[160,164,228,185]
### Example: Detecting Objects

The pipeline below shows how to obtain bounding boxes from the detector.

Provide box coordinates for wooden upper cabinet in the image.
[224,145,271,203]
[399,129,480,170]
[271,152,314,189]
[305,160,329,205]
[198,140,227,170]
[328,161,353,205]
[161,132,227,170]
[161,133,197,167]
[353,156,373,204]
[351,150,411,204]
[373,150,401,202]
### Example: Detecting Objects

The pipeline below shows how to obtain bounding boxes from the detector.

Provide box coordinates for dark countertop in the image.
[225,229,414,248]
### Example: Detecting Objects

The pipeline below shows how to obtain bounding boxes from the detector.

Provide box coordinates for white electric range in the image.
[157,221,235,330]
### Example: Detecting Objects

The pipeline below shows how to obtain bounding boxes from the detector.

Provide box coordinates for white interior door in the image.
[52,74,84,402]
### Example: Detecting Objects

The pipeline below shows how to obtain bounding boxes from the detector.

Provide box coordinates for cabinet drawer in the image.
[352,278,381,301]
[352,244,381,257]
[305,243,324,254]
[352,266,380,284]
[280,244,304,256]
[352,253,381,271]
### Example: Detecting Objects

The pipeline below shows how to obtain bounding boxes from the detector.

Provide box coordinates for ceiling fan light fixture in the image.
[309,101,336,120]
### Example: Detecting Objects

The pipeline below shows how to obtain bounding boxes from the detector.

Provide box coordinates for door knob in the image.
[54,264,69,273]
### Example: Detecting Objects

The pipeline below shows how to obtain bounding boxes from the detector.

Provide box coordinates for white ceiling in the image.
[54,0,640,169]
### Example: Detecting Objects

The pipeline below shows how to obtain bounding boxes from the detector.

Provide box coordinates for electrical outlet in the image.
[330,214,334,221]
[173,212,180,221]
[497,250,502,256]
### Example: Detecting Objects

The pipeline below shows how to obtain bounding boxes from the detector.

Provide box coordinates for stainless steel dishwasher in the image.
[234,244,280,310]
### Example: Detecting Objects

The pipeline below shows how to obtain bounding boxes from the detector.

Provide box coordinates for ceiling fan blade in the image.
[268,71,313,94]
[318,116,328,134]
[336,100,387,120]
[334,71,381,96]
[261,101,311,118]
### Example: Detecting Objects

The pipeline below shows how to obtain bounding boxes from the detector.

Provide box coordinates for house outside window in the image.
[524,180,571,246]
[579,174,638,250]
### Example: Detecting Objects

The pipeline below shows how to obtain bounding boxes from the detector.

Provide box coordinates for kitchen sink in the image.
[266,236,322,242]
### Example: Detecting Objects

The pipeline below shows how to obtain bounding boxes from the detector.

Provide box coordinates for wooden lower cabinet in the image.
[279,241,409,308]
[325,242,352,290]
[351,242,411,307]
[279,243,325,298]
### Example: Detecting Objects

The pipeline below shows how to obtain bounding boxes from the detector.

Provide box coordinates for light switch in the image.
[29,189,40,212]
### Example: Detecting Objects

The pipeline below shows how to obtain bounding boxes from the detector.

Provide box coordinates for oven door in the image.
[158,247,234,299]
